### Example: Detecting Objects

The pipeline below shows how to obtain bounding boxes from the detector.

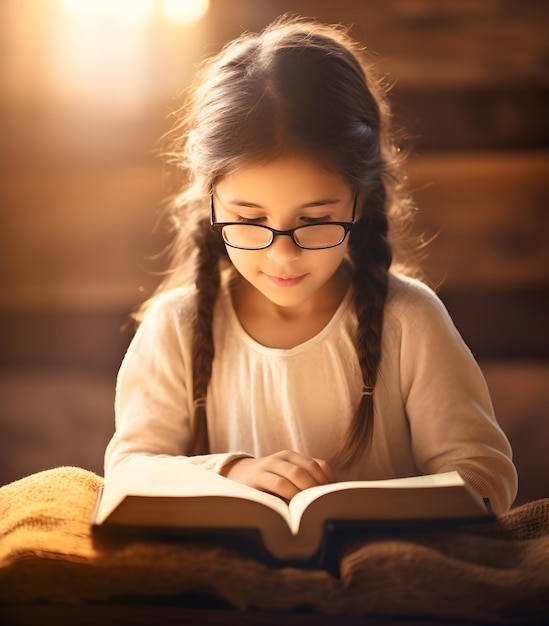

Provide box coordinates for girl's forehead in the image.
[217,154,349,196]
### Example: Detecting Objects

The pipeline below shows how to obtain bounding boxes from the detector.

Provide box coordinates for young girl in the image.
[105,16,517,513]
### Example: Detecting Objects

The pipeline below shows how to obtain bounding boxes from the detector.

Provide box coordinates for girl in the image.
[105,16,517,513]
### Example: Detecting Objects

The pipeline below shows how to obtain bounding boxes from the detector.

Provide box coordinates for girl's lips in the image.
[265,273,306,287]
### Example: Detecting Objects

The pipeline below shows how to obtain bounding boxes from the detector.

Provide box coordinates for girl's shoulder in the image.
[385,273,452,328]
[138,269,235,332]
[139,285,197,327]
[387,272,439,303]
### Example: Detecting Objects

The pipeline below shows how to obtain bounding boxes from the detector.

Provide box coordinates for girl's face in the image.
[213,154,355,315]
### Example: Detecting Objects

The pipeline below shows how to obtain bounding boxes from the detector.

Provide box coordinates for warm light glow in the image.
[162,0,210,25]
[10,0,209,123]
[110,0,155,25]
[62,0,154,25]
[62,0,101,20]
[62,0,209,26]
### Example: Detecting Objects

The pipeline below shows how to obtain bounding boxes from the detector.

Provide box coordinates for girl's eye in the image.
[235,216,265,224]
[302,215,331,224]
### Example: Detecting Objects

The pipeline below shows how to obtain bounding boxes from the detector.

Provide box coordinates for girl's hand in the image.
[220,450,336,500]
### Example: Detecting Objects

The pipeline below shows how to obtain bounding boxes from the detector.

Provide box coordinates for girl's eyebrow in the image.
[224,197,343,209]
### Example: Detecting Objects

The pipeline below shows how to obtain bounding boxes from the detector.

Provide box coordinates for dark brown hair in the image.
[149,16,422,468]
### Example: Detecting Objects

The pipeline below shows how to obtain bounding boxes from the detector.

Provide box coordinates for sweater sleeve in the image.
[393,278,518,513]
[104,291,249,477]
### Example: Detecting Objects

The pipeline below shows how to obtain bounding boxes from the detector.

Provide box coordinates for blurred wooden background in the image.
[1,0,548,499]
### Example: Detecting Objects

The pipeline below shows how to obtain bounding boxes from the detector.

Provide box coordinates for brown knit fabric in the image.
[1,467,548,623]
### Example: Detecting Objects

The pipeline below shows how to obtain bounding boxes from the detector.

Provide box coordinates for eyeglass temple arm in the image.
[210,195,216,225]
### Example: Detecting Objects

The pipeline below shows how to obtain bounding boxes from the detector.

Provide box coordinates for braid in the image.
[333,182,392,469]
[189,217,224,455]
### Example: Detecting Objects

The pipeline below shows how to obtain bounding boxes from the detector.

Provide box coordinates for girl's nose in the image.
[265,233,302,264]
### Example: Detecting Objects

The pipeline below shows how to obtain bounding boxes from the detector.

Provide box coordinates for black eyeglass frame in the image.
[210,194,357,251]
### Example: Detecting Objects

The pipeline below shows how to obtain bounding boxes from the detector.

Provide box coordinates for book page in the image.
[96,454,291,526]
[287,471,465,532]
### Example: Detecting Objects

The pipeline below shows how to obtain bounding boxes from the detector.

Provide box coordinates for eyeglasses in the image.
[210,195,356,251]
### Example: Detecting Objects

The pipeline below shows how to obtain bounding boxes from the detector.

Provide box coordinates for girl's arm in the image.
[104,291,246,477]
[393,278,518,513]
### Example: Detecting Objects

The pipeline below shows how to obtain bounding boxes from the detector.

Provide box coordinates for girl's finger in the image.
[313,457,337,483]
[276,450,335,486]
[265,454,333,493]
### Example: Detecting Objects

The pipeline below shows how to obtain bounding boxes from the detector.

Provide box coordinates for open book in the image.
[91,455,492,562]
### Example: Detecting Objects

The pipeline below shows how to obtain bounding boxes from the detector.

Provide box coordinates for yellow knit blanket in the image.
[1,466,548,623]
